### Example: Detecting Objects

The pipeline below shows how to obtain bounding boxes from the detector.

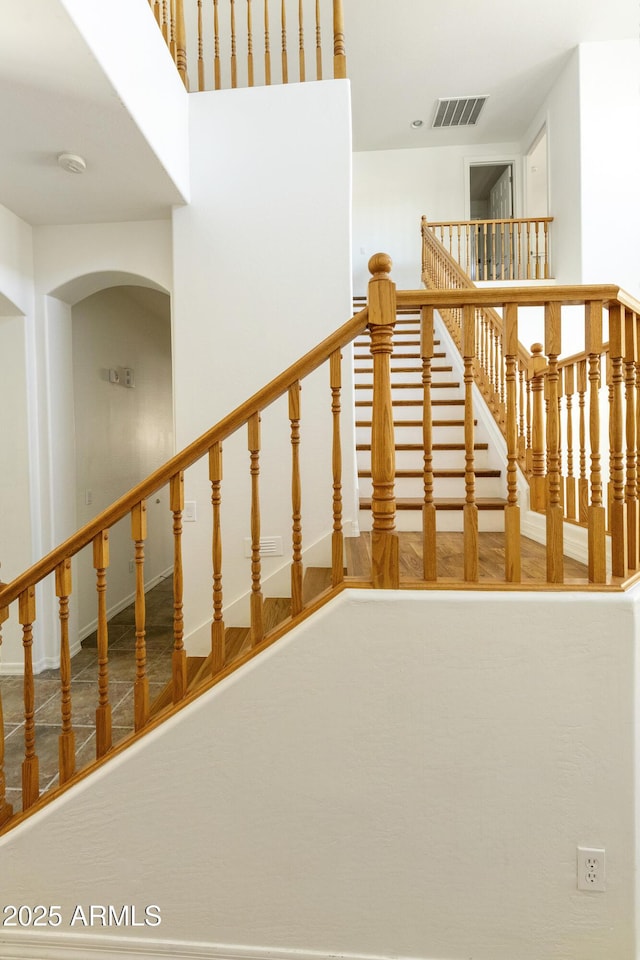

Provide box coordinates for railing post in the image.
[609,304,628,578]
[586,302,606,583]
[504,303,521,582]
[56,559,75,785]
[367,253,399,589]
[529,343,546,511]
[624,308,638,571]
[332,0,346,78]
[545,302,564,582]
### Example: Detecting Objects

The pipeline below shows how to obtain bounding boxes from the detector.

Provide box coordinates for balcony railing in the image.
[423,216,553,282]
[149,0,346,90]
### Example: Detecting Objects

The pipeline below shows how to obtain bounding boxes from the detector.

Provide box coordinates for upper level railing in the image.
[423,215,553,282]
[3,250,640,834]
[149,0,346,91]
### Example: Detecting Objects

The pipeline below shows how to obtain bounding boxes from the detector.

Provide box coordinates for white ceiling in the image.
[0,0,636,225]
[345,0,638,152]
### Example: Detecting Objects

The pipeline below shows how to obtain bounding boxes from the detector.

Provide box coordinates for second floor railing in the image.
[149,0,346,91]
[423,215,553,282]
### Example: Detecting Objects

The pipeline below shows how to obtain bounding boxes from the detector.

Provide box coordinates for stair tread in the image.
[355,381,460,390]
[359,468,501,478]
[354,365,452,373]
[359,497,508,511]
[355,399,465,407]
[356,419,471,427]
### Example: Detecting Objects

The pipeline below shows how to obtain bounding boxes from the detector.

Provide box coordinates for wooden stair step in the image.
[353,352,446,360]
[148,655,207,719]
[357,442,488,452]
[356,419,471,428]
[359,497,508,511]
[354,365,452,374]
[356,398,465,407]
[303,565,335,602]
[358,468,501,478]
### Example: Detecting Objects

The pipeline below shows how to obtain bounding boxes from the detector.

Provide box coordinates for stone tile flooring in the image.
[1,575,174,813]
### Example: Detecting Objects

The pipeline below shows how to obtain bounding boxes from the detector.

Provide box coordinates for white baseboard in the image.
[0,933,447,960]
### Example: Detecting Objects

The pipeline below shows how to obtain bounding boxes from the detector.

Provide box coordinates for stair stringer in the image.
[435,311,602,569]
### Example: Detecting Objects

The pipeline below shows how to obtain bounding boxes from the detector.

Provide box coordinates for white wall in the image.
[578,40,640,297]
[352,141,521,292]
[1,588,637,960]
[172,79,355,648]
[72,286,174,635]
[59,0,190,203]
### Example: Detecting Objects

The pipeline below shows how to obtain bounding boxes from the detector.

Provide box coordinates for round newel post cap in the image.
[531,343,544,356]
[368,253,393,280]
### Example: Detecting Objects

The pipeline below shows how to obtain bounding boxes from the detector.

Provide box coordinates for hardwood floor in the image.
[345,531,589,584]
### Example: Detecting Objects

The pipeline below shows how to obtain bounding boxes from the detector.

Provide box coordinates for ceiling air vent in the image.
[432,96,488,129]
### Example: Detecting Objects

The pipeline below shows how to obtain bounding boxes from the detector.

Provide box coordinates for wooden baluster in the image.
[170,0,177,59]
[247,0,254,86]
[315,0,322,79]
[230,0,238,87]
[609,304,628,577]
[170,473,188,700]
[330,351,344,586]
[56,559,75,785]
[263,0,271,84]
[636,316,640,563]
[131,503,149,730]
[19,586,39,809]
[248,414,264,644]
[197,0,205,90]
[543,220,550,279]
[93,531,112,757]
[499,222,504,280]
[465,223,470,276]
[518,366,526,463]
[508,222,514,280]
[526,373,533,474]
[482,222,488,280]
[289,381,303,615]
[332,0,346,78]
[0,606,13,826]
[456,224,461,267]
[367,253,399,588]
[209,444,226,673]
[517,221,523,280]
[585,303,606,582]
[504,304,521,582]
[557,367,564,513]
[607,353,614,528]
[526,221,532,279]
[422,306,437,581]
[535,222,541,279]
[175,0,188,88]
[545,303,563,582]
[575,359,588,522]
[213,0,221,89]
[298,0,305,81]
[564,364,576,520]
[529,343,546,511]
[624,309,638,570]
[162,0,169,42]
[463,304,478,581]
[153,0,161,27]
[280,0,288,82]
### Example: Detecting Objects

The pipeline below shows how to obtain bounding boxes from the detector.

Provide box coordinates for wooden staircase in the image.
[148,566,334,719]
[353,304,507,531]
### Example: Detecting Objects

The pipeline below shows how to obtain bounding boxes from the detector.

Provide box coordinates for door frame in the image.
[463,155,520,221]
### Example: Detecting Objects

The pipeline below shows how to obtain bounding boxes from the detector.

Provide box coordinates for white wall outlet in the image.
[184,501,197,522]
[577,847,606,891]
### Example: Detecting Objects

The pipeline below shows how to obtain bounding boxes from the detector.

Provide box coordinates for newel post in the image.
[367,253,399,588]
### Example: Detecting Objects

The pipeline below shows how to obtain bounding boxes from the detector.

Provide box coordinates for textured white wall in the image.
[0,588,637,960]
[172,80,355,648]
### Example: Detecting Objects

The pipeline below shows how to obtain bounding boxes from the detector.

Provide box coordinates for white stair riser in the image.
[356,425,465,445]
[358,475,504,499]
[357,448,490,471]
[356,386,461,403]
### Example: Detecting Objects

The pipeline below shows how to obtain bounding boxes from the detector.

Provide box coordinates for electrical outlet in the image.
[577,847,605,891]
[184,501,197,522]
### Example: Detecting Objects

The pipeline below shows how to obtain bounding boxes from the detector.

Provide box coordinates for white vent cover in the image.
[433,96,488,129]
[244,536,283,558]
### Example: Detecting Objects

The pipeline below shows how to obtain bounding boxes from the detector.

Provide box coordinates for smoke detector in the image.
[432,96,488,129]
[57,153,87,174]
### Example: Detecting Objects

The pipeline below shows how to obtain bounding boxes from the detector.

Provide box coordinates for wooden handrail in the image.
[427,216,555,228]
[0,309,368,610]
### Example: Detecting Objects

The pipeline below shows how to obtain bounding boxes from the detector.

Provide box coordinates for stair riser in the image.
[356,425,465,445]
[358,476,504,499]
[356,386,461,403]
[357,510,505,533]
[357,449,490,471]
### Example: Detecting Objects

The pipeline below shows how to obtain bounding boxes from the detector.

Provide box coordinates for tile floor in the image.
[1,575,175,813]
